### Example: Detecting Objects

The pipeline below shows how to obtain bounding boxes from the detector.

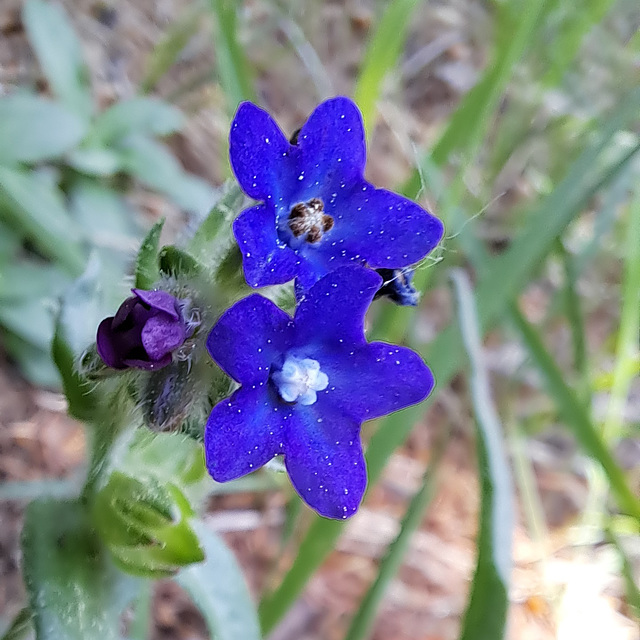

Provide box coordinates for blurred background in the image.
[0,0,639,639]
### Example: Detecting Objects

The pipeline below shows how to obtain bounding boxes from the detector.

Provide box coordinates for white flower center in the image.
[272,356,329,405]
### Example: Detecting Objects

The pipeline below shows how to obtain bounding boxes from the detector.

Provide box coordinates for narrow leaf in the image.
[135,219,164,289]
[176,520,261,640]
[452,269,513,640]
[208,0,256,114]
[354,0,422,134]
[509,306,640,520]
[22,0,93,120]
[0,608,33,640]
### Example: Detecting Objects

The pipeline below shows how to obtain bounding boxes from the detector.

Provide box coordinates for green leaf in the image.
[188,181,244,263]
[22,0,93,121]
[66,147,124,176]
[52,255,102,421]
[0,260,69,302]
[208,0,256,115]
[354,0,422,135]
[0,608,33,640]
[452,269,513,640]
[175,520,261,640]
[0,94,86,166]
[158,245,202,278]
[258,89,640,634]
[0,298,54,350]
[135,219,164,289]
[509,306,640,520]
[90,98,185,145]
[120,136,215,214]
[0,332,60,388]
[0,166,85,274]
[21,499,139,640]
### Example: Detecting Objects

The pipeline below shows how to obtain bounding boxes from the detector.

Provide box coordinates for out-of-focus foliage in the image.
[0,0,215,388]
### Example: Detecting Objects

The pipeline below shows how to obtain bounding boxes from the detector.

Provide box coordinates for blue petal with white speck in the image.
[204,266,435,519]
[229,97,444,290]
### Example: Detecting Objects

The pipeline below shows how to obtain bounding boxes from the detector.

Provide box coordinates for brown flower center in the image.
[288,198,334,244]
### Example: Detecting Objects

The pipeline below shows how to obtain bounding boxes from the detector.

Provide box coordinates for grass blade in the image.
[344,428,450,640]
[402,0,548,198]
[452,269,513,640]
[354,0,423,135]
[208,0,256,115]
[258,91,640,635]
[509,305,640,520]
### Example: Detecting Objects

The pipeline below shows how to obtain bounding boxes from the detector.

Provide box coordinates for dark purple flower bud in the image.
[96,289,197,371]
[374,267,419,306]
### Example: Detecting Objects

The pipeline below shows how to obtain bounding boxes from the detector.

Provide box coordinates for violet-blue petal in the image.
[141,314,186,360]
[96,317,125,369]
[294,266,382,347]
[111,296,140,329]
[284,400,366,519]
[132,289,180,319]
[318,341,435,422]
[207,294,293,385]
[205,386,286,482]
[233,204,300,288]
[327,185,444,269]
[229,102,292,201]
[295,96,365,190]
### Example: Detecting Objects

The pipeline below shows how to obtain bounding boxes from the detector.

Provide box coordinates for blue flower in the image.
[204,266,434,519]
[374,267,420,306]
[229,97,444,290]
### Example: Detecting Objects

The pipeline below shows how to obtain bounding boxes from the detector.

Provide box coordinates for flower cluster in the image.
[95,97,442,519]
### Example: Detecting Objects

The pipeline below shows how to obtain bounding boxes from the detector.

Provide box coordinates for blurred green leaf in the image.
[354,0,422,134]
[69,180,140,248]
[52,254,102,421]
[22,0,93,121]
[120,136,215,214]
[510,306,640,520]
[0,608,33,640]
[90,98,185,145]
[0,167,85,274]
[135,219,164,289]
[452,269,513,640]
[0,94,86,166]
[22,499,139,640]
[208,0,256,114]
[0,260,69,302]
[0,298,54,351]
[258,90,640,634]
[66,147,124,176]
[176,520,261,640]
[1,332,60,388]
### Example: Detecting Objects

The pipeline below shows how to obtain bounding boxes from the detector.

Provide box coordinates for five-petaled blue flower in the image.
[204,266,434,519]
[229,96,444,290]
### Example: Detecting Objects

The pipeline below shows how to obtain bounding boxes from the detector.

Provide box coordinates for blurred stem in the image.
[556,238,590,404]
